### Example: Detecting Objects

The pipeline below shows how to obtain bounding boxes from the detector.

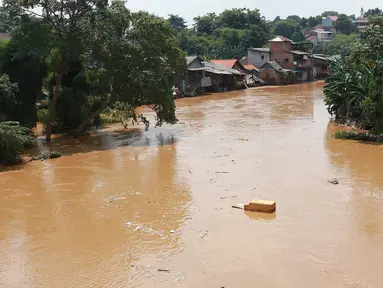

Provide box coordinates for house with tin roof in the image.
[322,16,338,28]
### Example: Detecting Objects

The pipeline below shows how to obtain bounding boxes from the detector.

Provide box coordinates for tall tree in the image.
[5,0,107,141]
[299,17,308,28]
[286,15,301,24]
[193,13,217,34]
[272,20,296,38]
[291,26,306,42]
[308,16,322,27]
[76,2,186,135]
[335,14,354,35]
[167,14,187,31]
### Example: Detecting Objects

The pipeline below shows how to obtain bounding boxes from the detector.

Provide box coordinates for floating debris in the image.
[328,179,339,185]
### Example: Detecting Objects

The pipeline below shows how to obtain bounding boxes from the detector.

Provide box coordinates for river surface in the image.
[1,82,383,288]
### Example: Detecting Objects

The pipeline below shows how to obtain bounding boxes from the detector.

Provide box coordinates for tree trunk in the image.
[46,55,65,142]
[75,91,119,137]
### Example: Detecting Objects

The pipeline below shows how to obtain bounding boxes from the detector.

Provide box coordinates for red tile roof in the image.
[244,64,258,70]
[328,16,338,22]
[210,59,238,68]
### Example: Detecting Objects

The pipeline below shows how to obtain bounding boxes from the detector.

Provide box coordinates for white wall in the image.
[248,50,270,68]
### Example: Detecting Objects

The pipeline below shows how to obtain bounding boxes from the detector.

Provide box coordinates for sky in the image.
[125,0,381,25]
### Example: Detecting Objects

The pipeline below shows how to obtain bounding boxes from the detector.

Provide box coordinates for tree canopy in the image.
[335,14,355,35]
[272,20,296,39]
[364,8,382,18]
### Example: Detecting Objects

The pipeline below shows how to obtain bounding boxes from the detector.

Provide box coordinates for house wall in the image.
[248,50,270,68]
[260,70,281,85]
[322,17,333,28]
[269,41,294,69]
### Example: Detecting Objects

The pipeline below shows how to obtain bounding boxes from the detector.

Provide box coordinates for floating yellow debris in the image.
[244,200,276,213]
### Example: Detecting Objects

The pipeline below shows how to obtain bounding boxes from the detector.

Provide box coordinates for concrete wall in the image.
[248,50,269,68]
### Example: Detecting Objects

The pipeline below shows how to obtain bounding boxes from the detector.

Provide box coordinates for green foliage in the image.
[365,8,382,18]
[272,20,296,38]
[167,14,187,31]
[0,121,34,165]
[0,6,12,33]
[178,8,270,59]
[308,16,322,28]
[335,14,354,35]
[324,34,358,56]
[0,73,18,120]
[291,28,306,42]
[286,15,301,24]
[324,16,383,133]
[0,32,48,127]
[299,17,308,29]
[334,130,383,142]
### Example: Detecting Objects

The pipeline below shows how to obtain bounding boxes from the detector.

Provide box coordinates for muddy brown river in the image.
[1,83,383,288]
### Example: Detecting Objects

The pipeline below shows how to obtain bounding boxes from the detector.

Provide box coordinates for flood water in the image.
[1,82,383,288]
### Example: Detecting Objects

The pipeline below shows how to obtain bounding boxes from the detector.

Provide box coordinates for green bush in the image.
[0,121,34,165]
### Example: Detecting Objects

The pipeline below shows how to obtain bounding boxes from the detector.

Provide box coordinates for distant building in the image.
[322,16,338,28]
[355,7,369,31]
[309,29,334,44]
[247,48,271,68]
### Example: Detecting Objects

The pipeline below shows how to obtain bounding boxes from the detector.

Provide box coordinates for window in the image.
[284,58,289,63]
[261,55,265,60]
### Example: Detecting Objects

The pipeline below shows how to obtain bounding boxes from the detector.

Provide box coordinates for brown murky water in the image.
[1,82,383,288]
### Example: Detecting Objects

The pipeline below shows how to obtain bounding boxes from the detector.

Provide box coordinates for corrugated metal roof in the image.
[248,47,271,52]
[210,59,238,69]
[203,61,245,75]
[260,61,284,71]
[289,50,310,55]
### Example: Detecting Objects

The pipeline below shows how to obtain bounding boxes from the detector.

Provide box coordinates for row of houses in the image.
[176,35,335,96]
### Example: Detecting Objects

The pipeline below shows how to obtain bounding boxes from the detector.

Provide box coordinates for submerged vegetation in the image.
[334,130,383,142]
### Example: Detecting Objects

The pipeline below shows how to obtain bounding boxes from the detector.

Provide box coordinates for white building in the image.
[247,48,270,68]
[309,29,333,44]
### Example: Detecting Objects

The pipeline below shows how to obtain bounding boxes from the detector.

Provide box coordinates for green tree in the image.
[0,74,18,121]
[272,19,296,38]
[76,3,186,135]
[291,26,306,42]
[308,16,322,27]
[299,17,308,28]
[335,14,353,34]
[167,14,187,31]
[324,16,383,133]
[364,8,382,18]
[324,34,358,56]
[193,13,217,34]
[5,0,107,141]
[286,15,301,24]
[0,6,12,33]
[322,11,339,17]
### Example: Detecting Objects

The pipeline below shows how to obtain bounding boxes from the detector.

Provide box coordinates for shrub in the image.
[0,121,34,165]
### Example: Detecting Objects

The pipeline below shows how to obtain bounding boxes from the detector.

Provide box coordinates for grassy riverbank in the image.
[334,130,383,143]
